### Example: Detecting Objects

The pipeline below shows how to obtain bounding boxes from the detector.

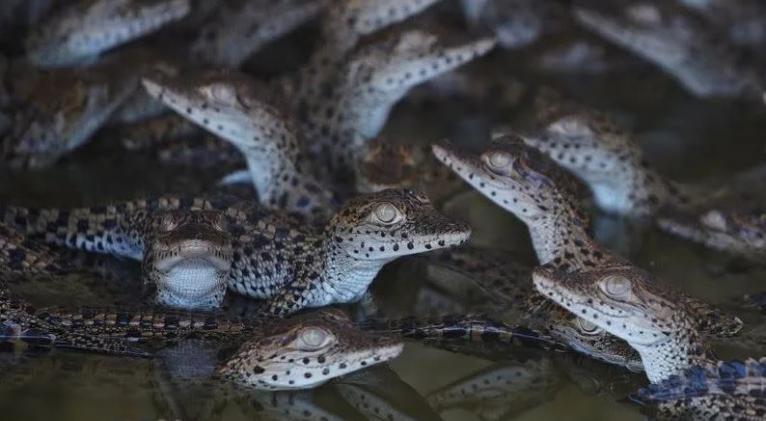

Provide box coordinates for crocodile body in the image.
[0,222,68,277]
[25,0,191,68]
[520,90,766,263]
[533,265,766,420]
[142,31,495,215]
[573,3,763,99]
[421,248,643,371]
[1,189,471,316]
[431,134,742,338]
[1,60,137,168]
[520,88,693,218]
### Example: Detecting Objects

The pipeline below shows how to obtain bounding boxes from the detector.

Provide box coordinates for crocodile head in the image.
[3,65,136,169]
[658,208,766,262]
[355,138,420,193]
[25,0,191,67]
[548,310,643,372]
[144,210,233,310]
[141,71,336,218]
[327,189,471,262]
[322,0,444,54]
[218,309,403,390]
[341,30,496,139]
[432,133,587,228]
[532,264,708,382]
[520,89,666,217]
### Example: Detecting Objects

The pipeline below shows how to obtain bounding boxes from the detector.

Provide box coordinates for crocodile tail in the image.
[0,196,215,259]
[52,332,151,358]
[360,314,558,350]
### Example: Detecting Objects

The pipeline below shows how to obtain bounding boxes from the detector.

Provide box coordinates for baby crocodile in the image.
[1,189,471,316]
[572,2,763,99]
[25,0,191,68]
[0,222,68,277]
[520,88,693,218]
[219,309,403,390]
[431,134,742,338]
[519,91,766,263]
[533,265,766,420]
[1,59,137,168]
[420,247,643,371]
[143,31,495,207]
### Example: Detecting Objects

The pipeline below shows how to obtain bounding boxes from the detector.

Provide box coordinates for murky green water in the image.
[3,4,766,420]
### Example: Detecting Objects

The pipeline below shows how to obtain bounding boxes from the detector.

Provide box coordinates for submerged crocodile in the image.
[572,2,763,99]
[1,189,471,316]
[25,0,191,68]
[533,265,766,420]
[431,134,742,338]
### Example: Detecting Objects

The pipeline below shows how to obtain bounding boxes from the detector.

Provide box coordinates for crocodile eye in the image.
[160,214,179,232]
[601,275,631,298]
[483,150,513,173]
[202,82,237,105]
[576,318,601,334]
[296,327,334,351]
[372,202,403,225]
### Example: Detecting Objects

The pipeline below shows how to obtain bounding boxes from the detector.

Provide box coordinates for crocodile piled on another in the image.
[534,265,766,420]
[431,134,742,341]
[518,89,766,264]
[1,189,471,316]
[141,30,495,211]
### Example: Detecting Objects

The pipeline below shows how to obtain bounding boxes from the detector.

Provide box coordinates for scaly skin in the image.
[0,222,68,276]
[573,3,763,99]
[460,0,565,49]
[142,210,233,310]
[141,71,338,221]
[423,247,643,371]
[2,61,137,169]
[431,134,742,338]
[1,189,471,316]
[658,208,766,264]
[292,31,496,176]
[218,309,403,390]
[189,0,324,68]
[520,88,694,218]
[354,137,463,202]
[533,265,766,420]
[25,0,191,68]
[520,89,765,262]
[426,358,561,420]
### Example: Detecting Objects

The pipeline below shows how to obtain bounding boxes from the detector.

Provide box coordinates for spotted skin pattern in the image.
[533,265,766,419]
[142,210,233,310]
[25,0,191,68]
[290,30,496,177]
[189,0,324,68]
[2,62,137,169]
[432,134,742,339]
[141,71,338,222]
[521,88,692,218]
[0,222,68,276]
[1,189,470,317]
[423,248,643,371]
[218,309,403,390]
